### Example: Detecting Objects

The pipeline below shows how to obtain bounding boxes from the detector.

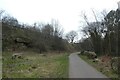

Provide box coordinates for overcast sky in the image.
[0,0,119,39]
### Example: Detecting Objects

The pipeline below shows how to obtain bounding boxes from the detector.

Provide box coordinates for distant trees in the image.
[2,14,74,53]
[2,8,120,55]
[66,31,78,43]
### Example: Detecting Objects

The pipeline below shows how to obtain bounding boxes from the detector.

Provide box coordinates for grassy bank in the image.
[3,51,69,78]
[79,55,118,79]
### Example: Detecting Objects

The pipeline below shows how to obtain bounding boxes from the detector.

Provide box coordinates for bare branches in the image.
[66,31,78,43]
[91,9,98,23]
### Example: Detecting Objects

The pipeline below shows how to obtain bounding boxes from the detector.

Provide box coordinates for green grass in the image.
[79,55,118,79]
[3,51,69,78]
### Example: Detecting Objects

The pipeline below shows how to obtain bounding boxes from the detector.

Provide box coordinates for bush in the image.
[81,51,97,59]
[111,57,120,73]
[87,52,97,59]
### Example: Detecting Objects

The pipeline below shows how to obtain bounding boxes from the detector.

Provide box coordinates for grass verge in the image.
[79,55,118,79]
[3,51,69,78]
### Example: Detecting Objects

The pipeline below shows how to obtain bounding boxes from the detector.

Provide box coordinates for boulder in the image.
[80,51,97,59]
[83,51,89,56]
[12,53,23,59]
[93,58,100,62]
[87,52,97,59]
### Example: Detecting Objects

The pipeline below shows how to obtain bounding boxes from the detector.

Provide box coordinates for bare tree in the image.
[66,31,78,43]
[81,10,104,55]
[51,19,64,37]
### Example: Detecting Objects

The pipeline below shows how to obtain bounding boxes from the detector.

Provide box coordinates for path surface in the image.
[69,52,109,78]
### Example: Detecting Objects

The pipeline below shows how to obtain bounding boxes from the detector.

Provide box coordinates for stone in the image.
[12,53,23,59]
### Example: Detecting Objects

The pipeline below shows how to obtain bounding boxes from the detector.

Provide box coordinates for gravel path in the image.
[69,52,109,78]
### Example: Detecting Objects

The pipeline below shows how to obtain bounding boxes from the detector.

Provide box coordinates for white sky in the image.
[0,0,119,39]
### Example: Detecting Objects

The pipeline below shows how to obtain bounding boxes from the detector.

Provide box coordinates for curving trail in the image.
[69,52,110,79]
